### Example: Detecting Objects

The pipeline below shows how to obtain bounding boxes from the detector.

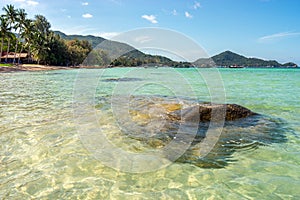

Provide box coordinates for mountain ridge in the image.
[54,31,298,68]
[54,31,192,67]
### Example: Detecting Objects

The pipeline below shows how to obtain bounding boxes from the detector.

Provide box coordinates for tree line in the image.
[0,4,92,66]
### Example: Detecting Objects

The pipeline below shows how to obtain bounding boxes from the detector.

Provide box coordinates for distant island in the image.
[194,50,298,68]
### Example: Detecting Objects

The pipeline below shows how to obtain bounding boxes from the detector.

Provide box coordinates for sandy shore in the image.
[0,64,72,73]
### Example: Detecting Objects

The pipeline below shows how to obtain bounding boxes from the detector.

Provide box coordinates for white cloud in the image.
[8,0,26,2]
[141,15,158,24]
[193,1,201,9]
[82,13,93,18]
[5,0,39,7]
[185,11,193,18]
[258,31,300,42]
[97,32,120,39]
[82,2,89,6]
[26,0,38,6]
[172,9,178,16]
[109,0,122,5]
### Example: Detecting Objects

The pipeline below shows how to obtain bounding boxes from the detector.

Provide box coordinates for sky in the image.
[1,0,300,64]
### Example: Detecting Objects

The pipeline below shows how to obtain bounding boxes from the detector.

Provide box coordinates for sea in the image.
[0,67,299,199]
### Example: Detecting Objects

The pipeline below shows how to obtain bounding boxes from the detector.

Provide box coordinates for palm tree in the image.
[2,4,17,63]
[0,17,14,63]
[0,16,10,62]
[12,10,19,64]
[0,20,2,62]
[34,15,51,35]
[4,32,15,63]
[19,18,35,64]
[2,5,17,26]
[15,9,27,64]
[32,15,51,64]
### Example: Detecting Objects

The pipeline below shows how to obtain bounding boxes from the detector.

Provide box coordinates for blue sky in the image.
[1,0,300,64]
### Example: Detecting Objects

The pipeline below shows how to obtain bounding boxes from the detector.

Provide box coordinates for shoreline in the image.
[1,64,299,73]
[0,64,73,73]
[0,64,115,73]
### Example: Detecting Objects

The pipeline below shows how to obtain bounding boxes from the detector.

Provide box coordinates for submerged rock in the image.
[101,77,143,82]
[96,95,288,168]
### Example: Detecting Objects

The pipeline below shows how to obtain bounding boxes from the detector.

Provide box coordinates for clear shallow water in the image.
[0,68,299,199]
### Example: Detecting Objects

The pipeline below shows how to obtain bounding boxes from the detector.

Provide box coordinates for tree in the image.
[44,32,68,65]
[2,32,15,63]
[65,39,92,66]
[12,8,28,64]
[31,15,51,64]
[1,5,97,66]
[0,16,10,62]
[2,4,17,63]
[16,9,29,64]
[2,5,17,28]
[21,19,35,63]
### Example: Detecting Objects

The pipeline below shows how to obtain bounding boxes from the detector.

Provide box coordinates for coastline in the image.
[0,64,73,73]
[1,64,298,73]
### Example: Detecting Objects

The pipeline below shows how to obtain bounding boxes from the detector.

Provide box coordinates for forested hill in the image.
[54,31,192,67]
[194,51,298,68]
[54,31,105,48]
[55,31,297,68]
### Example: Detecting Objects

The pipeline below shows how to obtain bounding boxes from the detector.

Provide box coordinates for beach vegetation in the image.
[0,4,92,66]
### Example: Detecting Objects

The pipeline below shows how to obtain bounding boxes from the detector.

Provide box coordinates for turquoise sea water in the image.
[0,68,299,199]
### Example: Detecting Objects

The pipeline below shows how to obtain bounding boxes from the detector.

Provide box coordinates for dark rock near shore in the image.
[169,103,257,123]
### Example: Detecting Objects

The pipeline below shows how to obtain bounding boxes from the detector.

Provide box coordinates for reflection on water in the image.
[0,68,299,199]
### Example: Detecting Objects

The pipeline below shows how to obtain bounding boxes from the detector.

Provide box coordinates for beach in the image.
[0,64,72,72]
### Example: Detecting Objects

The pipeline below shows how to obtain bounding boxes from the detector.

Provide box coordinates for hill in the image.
[55,31,297,68]
[194,51,298,68]
[54,31,106,48]
[54,31,192,67]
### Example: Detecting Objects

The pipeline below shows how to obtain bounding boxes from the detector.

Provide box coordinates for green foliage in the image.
[282,62,297,67]
[0,5,94,66]
[30,15,52,64]
[54,31,105,48]
[65,39,92,66]
[0,63,13,66]
[55,31,195,67]
[43,33,68,65]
